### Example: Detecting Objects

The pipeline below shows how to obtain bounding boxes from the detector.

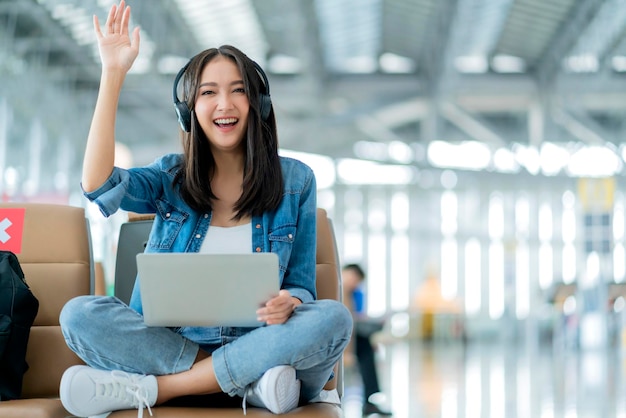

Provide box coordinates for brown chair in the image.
[0,203,93,418]
[109,208,344,417]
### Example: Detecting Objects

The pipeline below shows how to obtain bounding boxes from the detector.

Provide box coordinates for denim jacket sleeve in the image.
[82,154,181,217]
[275,159,318,304]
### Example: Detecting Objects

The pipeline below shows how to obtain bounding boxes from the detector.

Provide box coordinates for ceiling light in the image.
[267,55,302,74]
[491,54,526,73]
[440,170,458,189]
[388,141,413,164]
[337,159,416,185]
[568,146,621,177]
[354,141,388,161]
[339,56,378,74]
[540,142,569,176]
[612,56,626,72]
[454,56,488,74]
[513,144,540,175]
[379,53,415,73]
[428,140,491,170]
[564,55,599,73]
[493,148,519,173]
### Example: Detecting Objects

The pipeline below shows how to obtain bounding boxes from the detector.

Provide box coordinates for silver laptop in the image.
[136,253,279,327]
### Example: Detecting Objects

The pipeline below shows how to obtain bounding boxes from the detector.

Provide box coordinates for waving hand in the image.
[82,1,140,192]
[93,0,140,73]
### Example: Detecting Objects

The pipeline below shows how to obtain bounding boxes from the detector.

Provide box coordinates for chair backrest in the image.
[315,208,340,302]
[314,208,343,393]
[114,219,153,305]
[0,203,91,398]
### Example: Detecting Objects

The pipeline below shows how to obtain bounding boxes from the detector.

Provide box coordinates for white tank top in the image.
[199,223,252,254]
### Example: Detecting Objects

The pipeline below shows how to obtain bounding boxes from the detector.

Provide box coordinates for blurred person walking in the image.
[342,263,392,416]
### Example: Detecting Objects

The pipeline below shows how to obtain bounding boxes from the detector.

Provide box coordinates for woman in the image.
[58,2,352,417]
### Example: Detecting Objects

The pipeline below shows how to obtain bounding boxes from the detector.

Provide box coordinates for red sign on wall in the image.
[0,208,26,254]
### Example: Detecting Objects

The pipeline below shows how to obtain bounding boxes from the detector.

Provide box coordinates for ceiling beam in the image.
[132,0,200,60]
[440,101,507,147]
[355,117,411,144]
[418,0,460,95]
[534,0,605,85]
[6,0,100,84]
[551,107,605,145]
[567,108,618,144]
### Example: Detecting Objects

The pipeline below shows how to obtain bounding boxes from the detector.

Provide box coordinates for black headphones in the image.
[172,59,272,132]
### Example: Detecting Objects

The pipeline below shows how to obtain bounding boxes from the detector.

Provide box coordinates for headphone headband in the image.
[172,58,272,132]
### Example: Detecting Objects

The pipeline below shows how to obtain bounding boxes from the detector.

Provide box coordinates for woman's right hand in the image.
[93,0,140,73]
[82,0,139,192]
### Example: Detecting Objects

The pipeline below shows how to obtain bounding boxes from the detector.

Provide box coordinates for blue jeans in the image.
[59,296,352,402]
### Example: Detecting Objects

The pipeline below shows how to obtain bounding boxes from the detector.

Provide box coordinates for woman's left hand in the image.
[257,290,301,325]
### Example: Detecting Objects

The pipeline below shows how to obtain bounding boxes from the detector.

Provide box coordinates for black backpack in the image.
[0,250,39,401]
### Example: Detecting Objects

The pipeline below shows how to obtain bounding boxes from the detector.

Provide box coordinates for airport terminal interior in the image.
[2,0,626,417]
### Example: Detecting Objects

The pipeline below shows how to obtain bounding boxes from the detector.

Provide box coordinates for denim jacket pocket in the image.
[268,225,296,273]
[148,199,189,250]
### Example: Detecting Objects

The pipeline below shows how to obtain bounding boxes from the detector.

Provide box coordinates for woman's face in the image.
[194,55,250,154]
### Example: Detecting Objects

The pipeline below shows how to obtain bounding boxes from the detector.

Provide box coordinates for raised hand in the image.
[93,0,140,73]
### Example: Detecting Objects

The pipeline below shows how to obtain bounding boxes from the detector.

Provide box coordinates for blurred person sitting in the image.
[342,263,392,416]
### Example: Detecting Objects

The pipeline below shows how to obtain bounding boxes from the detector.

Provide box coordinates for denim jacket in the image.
[84,154,318,321]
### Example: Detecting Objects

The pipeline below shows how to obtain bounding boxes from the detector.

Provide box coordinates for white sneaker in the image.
[60,365,158,418]
[308,388,341,405]
[244,365,300,414]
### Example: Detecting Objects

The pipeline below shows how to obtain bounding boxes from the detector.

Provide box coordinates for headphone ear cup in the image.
[173,61,192,132]
[175,102,192,132]
[252,61,272,121]
[259,93,272,121]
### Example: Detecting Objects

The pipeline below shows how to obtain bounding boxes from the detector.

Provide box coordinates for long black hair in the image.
[173,45,283,220]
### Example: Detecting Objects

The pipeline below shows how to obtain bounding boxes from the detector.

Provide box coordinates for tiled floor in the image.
[342,336,626,418]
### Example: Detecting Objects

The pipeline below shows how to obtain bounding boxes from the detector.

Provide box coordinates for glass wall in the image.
[325,172,623,344]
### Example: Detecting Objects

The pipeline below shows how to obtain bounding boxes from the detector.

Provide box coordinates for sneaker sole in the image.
[262,366,300,414]
[59,367,116,418]
[59,365,92,417]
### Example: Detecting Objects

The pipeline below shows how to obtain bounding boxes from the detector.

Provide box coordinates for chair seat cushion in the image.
[108,402,343,417]
[0,398,69,418]
[22,326,84,398]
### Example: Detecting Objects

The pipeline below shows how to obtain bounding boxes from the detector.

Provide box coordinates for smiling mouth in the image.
[214,117,238,127]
